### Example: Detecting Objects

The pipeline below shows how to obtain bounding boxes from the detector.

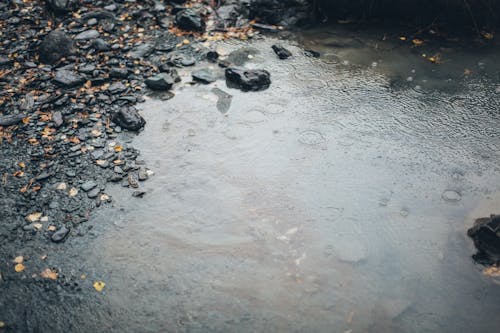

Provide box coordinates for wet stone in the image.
[225,67,271,92]
[468,215,500,265]
[175,9,205,32]
[138,168,148,181]
[128,174,139,188]
[145,73,175,91]
[192,68,217,84]
[74,29,100,41]
[0,114,25,127]
[272,44,292,59]
[93,39,110,52]
[54,70,85,88]
[112,107,146,131]
[87,187,100,199]
[81,180,98,192]
[51,226,69,243]
[110,67,129,79]
[166,52,196,67]
[132,190,146,198]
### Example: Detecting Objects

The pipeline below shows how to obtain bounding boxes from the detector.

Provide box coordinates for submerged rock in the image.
[225,67,271,92]
[192,68,217,83]
[468,215,500,265]
[38,30,74,64]
[272,44,292,59]
[112,107,146,131]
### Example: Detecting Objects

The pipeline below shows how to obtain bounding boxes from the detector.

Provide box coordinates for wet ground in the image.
[3,27,500,332]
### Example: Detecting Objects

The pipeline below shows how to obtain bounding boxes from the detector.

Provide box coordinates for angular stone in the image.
[38,30,74,64]
[53,70,85,88]
[74,29,100,40]
[112,107,146,131]
[175,9,205,31]
[225,67,271,92]
[51,226,69,243]
[192,68,217,84]
[272,44,292,59]
[145,73,175,91]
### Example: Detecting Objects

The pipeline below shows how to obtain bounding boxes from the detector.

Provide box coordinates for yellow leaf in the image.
[399,36,407,41]
[18,162,25,168]
[14,256,23,264]
[40,268,58,280]
[0,321,4,328]
[47,225,56,231]
[26,212,42,222]
[93,281,106,292]
[114,145,122,152]
[14,263,25,272]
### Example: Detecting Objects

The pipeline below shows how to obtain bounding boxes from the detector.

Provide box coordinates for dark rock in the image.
[206,51,219,62]
[54,70,85,88]
[145,73,175,91]
[468,215,500,265]
[110,67,129,79]
[0,114,25,126]
[272,44,292,59]
[38,30,74,64]
[175,9,205,32]
[132,190,146,198]
[192,68,217,84]
[304,49,320,58]
[51,226,69,243]
[112,107,145,131]
[225,67,271,92]
[108,82,127,94]
[81,180,98,192]
[46,0,73,15]
[155,34,178,52]
[128,43,155,59]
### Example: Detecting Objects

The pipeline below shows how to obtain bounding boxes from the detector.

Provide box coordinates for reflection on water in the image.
[78,31,500,332]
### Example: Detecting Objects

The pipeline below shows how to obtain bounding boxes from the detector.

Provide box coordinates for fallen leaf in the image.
[93,281,106,292]
[47,225,56,231]
[26,212,42,222]
[412,38,424,46]
[33,223,43,230]
[69,187,78,197]
[14,263,25,272]
[40,268,58,280]
[482,32,494,40]
[114,145,122,152]
[399,36,407,41]
[56,182,67,190]
[0,321,4,328]
[13,256,23,264]
[12,170,24,177]
[18,162,25,168]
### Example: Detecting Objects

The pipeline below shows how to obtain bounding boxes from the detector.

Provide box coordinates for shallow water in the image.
[67,30,500,332]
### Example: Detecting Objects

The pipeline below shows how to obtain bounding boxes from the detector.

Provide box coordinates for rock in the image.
[225,67,271,92]
[87,187,100,198]
[304,49,320,58]
[38,30,74,64]
[192,68,217,84]
[145,73,175,91]
[272,44,292,59]
[128,43,155,59]
[212,88,232,114]
[155,34,178,52]
[0,114,25,126]
[128,174,139,188]
[138,168,148,181]
[51,226,69,242]
[468,215,500,265]
[175,9,205,31]
[206,50,219,62]
[93,38,110,51]
[81,180,98,192]
[166,52,196,67]
[110,67,129,79]
[74,29,99,40]
[108,82,127,94]
[53,70,85,88]
[132,190,146,198]
[112,107,146,131]
[46,0,73,15]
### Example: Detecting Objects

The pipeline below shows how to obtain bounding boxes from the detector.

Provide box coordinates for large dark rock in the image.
[112,107,146,131]
[145,73,175,91]
[468,215,500,265]
[46,0,74,15]
[0,114,25,126]
[38,30,74,64]
[225,67,271,92]
[175,9,205,31]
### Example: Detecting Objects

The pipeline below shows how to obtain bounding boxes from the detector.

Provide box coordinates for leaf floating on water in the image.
[40,268,58,280]
[14,263,25,272]
[26,212,42,222]
[482,32,494,40]
[93,281,106,292]
[399,36,407,41]
[412,38,424,46]
[0,321,5,328]
[114,145,122,152]
[483,266,500,277]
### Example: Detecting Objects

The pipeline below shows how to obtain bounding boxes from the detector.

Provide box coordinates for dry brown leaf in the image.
[14,263,25,272]
[40,268,58,280]
[26,212,42,222]
[13,256,23,264]
[93,281,105,292]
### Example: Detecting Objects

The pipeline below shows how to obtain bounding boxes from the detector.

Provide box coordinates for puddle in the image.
[66,32,500,332]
